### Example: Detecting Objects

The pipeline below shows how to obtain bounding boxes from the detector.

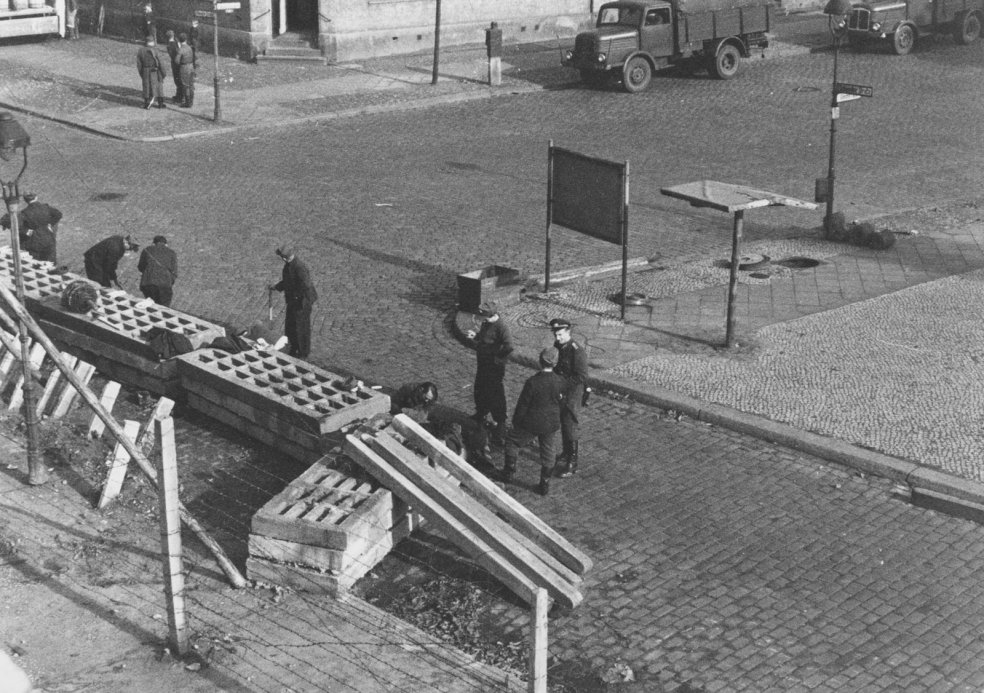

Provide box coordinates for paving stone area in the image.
[3,21,984,693]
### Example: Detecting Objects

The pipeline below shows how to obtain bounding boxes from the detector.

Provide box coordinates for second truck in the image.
[562,0,772,92]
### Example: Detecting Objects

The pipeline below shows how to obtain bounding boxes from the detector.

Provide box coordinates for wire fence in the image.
[0,366,543,693]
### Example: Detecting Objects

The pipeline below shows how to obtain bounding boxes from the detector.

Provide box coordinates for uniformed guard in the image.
[550,318,589,477]
[502,348,566,496]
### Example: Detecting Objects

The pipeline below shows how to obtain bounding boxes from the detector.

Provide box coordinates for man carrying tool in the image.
[269,244,318,359]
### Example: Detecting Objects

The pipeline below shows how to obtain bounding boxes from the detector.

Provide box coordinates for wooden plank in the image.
[392,414,593,575]
[367,431,582,608]
[136,397,176,458]
[7,342,45,411]
[87,379,121,437]
[186,392,322,464]
[155,416,189,655]
[50,360,95,419]
[37,355,77,419]
[97,419,141,509]
[346,433,541,607]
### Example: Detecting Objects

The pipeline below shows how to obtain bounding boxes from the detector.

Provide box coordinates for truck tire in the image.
[954,11,982,44]
[708,44,741,80]
[622,56,652,93]
[892,24,915,54]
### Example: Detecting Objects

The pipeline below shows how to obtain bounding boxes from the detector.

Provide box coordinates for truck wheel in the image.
[892,25,915,54]
[954,12,981,44]
[709,44,741,80]
[622,56,652,93]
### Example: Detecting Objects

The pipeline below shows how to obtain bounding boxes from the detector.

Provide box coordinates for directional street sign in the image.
[836,93,861,103]
[834,82,873,98]
[194,9,213,17]
[215,1,240,9]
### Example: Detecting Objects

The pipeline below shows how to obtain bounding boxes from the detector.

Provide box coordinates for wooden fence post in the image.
[156,416,189,655]
[529,588,548,693]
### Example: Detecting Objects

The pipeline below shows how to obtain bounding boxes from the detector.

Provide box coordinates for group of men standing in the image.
[466,303,589,496]
[136,23,197,110]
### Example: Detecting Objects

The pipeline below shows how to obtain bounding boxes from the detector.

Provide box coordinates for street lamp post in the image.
[822,0,852,237]
[0,112,45,486]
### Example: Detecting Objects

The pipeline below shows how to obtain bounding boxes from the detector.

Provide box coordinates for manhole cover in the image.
[714,254,770,271]
[777,256,822,269]
[446,162,480,171]
[90,192,127,201]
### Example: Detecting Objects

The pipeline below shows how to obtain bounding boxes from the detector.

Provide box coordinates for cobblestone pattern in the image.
[5,30,984,692]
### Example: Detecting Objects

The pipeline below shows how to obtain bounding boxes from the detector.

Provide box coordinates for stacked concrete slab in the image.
[246,456,414,596]
[0,248,225,395]
[175,348,391,463]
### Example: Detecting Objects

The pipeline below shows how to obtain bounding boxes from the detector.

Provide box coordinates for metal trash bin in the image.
[456,265,520,313]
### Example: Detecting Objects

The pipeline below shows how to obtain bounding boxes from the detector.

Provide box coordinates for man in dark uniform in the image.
[502,348,567,496]
[177,33,195,107]
[550,318,589,478]
[136,37,166,109]
[1,193,62,263]
[83,235,139,288]
[137,235,178,306]
[465,300,513,446]
[269,245,318,358]
[165,30,184,105]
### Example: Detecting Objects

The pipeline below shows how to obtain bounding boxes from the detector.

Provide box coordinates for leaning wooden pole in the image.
[0,281,247,588]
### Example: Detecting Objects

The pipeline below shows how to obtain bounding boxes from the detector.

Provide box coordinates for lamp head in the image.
[0,112,30,163]
[824,0,852,37]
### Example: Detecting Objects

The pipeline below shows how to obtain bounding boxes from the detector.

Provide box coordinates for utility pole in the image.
[431,0,441,84]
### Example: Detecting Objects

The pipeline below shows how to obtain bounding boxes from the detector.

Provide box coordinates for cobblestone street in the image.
[3,25,984,691]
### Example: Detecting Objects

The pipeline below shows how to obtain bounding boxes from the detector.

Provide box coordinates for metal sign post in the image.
[197,1,239,121]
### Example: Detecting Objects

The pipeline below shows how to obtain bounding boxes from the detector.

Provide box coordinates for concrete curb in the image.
[0,82,544,142]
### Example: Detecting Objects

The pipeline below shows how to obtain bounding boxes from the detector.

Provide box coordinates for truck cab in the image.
[562,0,769,92]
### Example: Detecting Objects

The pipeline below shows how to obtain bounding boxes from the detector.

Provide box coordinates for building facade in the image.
[84,0,595,62]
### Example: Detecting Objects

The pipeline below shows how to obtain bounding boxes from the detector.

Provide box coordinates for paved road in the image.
[5,29,984,691]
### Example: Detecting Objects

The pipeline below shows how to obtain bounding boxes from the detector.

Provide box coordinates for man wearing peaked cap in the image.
[464,299,513,446]
[550,317,589,478]
[501,348,567,496]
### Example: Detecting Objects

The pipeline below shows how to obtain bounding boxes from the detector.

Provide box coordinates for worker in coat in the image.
[269,245,318,358]
[83,235,139,288]
[136,37,166,109]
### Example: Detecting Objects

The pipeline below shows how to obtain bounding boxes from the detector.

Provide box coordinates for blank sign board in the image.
[550,146,626,246]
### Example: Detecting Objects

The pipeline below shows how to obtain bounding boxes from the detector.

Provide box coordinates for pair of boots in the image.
[500,458,553,497]
[554,441,579,478]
